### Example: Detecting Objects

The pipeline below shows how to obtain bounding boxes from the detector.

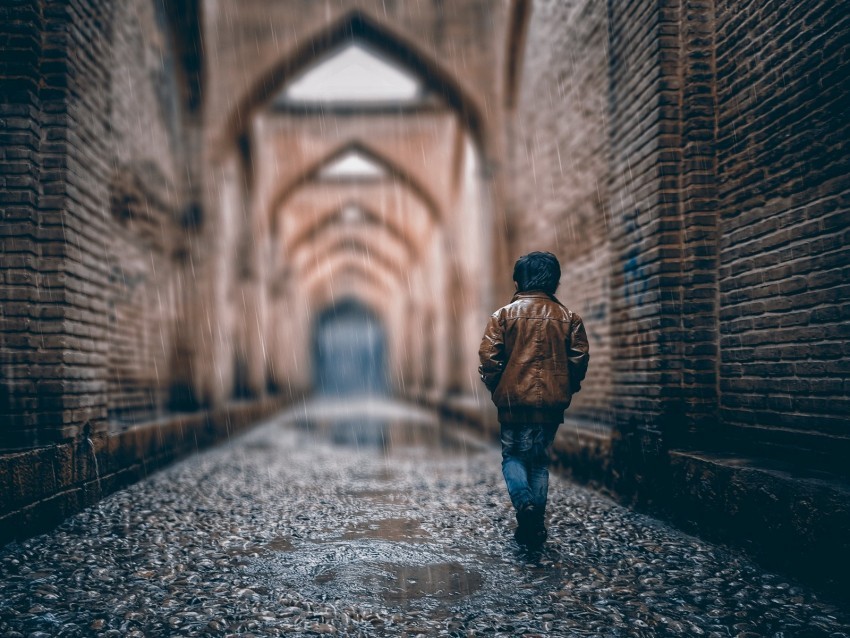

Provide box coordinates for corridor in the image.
[2,401,848,637]
[2,0,850,628]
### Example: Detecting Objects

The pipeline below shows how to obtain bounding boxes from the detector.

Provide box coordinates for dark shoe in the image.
[517,502,547,546]
[514,525,531,544]
[516,502,537,526]
[529,525,547,545]
[514,521,547,546]
[514,502,539,545]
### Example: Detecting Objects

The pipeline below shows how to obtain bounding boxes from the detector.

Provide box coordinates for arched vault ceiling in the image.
[289,226,411,275]
[253,110,460,219]
[293,237,407,282]
[306,277,393,323]
[301,254,402,299]
[263,141,443,231]
[205,4,509,156]
[276,183,435,257]
[285,204,417,259]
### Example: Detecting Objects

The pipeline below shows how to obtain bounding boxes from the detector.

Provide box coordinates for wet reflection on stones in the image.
[341,518,430,542]
[0,398,848,637]
[318,558,480,604]
[289,397,442,451]
[264,537,295,552]
[361,562,482,601]
[249,535,485,610]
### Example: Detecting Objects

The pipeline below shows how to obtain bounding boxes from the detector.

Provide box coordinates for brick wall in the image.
[504,0,718,449]
[606,0,682,450]
[715,0,850,469]
[604,0,723,478]
[506,0,850,591]
[0,0,288,538]
[49,0,189,436]
[0,0,109,447]
[0,0,44,447]
[105,0,188,426]
[54,0,117,441]
[506,0,612,427]
[0,398,285,546]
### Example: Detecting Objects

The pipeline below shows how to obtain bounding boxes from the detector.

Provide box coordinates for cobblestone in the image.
[1,401,848,637]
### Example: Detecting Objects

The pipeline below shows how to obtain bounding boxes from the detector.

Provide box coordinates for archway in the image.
[210,6,500,410]
[215,10,488,157]
[268,142,441,233]
[312,300,388,398]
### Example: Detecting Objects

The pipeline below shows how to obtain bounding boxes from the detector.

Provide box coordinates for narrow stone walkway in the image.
[1,401,847,637]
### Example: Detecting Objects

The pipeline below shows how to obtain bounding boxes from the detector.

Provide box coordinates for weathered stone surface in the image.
[0,399,285,546]
[2,409,848,636]
[1,0,849,609]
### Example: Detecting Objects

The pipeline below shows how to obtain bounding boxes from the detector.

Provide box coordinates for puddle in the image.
[264,537,294,552]
[245,538,485,608]
[349,487,406,504]
[323,561,482,602]
[341,518,431,542]
[299,417,443,450]
[279,398,480,454]
[237,398,564,612]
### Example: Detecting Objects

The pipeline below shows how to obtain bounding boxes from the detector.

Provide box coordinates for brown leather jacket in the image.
[478,291,590,425]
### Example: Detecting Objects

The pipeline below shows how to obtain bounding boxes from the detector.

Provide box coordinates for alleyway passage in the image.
[1,403,848,637]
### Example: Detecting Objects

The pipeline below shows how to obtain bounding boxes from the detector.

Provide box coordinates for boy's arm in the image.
[478,311,506,393]
[568,314,590,393]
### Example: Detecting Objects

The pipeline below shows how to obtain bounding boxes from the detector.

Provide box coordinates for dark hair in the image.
[513,251,561,295]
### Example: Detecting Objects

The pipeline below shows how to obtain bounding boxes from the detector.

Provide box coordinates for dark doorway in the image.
[313,300,388,397]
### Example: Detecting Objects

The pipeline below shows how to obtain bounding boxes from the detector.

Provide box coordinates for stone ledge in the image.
[667,449,850,600]
[0,397,288,547]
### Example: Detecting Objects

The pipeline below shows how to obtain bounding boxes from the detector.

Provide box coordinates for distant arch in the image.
[268,142,440,230]
[301,255,402,295]
[312,298,388,396]
[293,236,406,278]
[307,277,393,323]
[286,201,418,258]
[216,10,488,156]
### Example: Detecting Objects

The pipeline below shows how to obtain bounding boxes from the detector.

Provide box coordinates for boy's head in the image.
[513,251,561,295]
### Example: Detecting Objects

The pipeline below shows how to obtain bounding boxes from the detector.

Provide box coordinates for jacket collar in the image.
[511,290,555,302]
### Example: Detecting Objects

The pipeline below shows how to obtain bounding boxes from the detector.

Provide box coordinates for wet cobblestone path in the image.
[2,400,848,637]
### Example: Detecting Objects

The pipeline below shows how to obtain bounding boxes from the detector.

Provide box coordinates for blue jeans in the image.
[500,423,559,516]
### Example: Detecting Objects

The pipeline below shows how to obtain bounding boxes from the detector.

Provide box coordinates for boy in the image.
[478,251,590,545]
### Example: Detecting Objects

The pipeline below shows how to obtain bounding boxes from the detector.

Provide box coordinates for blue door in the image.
[313,300,388,397]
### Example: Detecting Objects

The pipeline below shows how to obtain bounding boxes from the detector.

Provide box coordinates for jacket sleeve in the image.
[478,311,505,393]
[568,314,590,393]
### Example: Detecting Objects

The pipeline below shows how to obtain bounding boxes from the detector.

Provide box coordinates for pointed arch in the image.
[278,184,433,266]
[307,280,392,328]
[314,297,383,327]
[285,201,418,259]
[280,41,421,105]
[318,149,387,179]
[292,229,409,271]
[215,10,488,157]
[268,142,440,230]
[293,236,406,279]
[302,257,401,297]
